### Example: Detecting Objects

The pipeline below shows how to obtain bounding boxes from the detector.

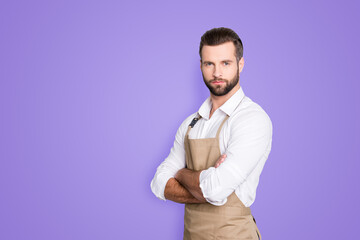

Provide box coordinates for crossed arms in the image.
[164,155,227,204]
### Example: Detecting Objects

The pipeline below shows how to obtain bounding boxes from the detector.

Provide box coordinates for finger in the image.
[215,160,224,167]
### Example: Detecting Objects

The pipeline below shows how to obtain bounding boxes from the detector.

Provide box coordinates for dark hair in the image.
[199,27,243,63]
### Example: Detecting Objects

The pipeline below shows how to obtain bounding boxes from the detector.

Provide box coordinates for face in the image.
[200,41,244,96]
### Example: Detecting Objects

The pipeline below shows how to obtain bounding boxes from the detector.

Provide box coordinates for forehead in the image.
[201,41,236,61]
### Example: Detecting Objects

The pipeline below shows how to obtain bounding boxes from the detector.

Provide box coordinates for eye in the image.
[223,62,229,66]
[204,62,213,66]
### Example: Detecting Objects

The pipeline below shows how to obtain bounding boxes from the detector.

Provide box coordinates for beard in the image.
[202,67,240,96]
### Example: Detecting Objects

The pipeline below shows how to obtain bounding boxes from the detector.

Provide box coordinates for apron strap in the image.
[185,114,202,137]
[215,115,230,139]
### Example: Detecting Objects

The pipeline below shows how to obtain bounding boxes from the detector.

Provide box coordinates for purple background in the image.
[1,1,359,239]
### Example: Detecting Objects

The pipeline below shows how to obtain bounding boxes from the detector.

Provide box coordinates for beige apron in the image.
[183,114,262,240]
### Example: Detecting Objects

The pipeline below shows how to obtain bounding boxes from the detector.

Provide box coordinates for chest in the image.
[187,112,230,152]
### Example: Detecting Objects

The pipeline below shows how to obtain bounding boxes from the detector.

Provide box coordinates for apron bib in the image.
[183,115,262,240]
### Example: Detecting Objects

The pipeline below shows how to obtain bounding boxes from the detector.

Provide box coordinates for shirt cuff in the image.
[150,174,174,201]
[199,168,227,206]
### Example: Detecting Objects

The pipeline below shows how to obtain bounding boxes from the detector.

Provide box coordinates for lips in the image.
[212,81,225,85]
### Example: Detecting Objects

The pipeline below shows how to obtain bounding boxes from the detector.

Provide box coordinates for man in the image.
[150,27,272,240]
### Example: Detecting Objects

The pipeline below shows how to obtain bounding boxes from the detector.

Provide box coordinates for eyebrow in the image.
[203,59,234,63]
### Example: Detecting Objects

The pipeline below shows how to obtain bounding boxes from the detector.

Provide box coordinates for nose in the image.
[213,65,222,78]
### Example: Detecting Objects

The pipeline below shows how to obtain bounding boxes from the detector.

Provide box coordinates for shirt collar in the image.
[198,87,245,120]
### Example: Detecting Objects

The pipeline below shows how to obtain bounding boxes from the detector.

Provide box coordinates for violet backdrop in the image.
[1,0,359,239]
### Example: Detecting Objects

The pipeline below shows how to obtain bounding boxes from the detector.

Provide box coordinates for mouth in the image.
[211,80,225,85]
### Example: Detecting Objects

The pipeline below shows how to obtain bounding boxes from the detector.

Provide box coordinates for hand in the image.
[214,154,227,168]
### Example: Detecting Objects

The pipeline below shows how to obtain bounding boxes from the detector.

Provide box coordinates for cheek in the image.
[224,67,237,78]
[202,68,213,78]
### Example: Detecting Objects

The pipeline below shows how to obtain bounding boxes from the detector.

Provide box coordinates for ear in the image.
[238,57,245,72]
[200,59,202,70]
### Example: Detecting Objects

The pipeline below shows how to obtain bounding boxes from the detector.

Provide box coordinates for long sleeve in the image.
[199,109,273,206]
[150,115,194,200]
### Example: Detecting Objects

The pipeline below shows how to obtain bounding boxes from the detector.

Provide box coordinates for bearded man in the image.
[151,27,272,240]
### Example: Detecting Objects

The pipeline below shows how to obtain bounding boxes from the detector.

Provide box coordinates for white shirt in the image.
[150,87,273,207]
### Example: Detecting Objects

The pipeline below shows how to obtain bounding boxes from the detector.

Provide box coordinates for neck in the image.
[209,84,240,118]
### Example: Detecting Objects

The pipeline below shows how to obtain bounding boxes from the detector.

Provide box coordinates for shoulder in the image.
[230,96,272,132]
[175,112,199,138]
